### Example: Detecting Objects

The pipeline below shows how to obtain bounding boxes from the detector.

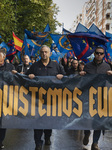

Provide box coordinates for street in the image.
[2,129,112,150]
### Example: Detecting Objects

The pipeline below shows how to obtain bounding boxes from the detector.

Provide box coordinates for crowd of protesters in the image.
[1,45,112,150]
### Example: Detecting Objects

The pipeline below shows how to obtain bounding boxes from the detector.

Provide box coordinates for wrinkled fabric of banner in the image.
[0,71,112,130]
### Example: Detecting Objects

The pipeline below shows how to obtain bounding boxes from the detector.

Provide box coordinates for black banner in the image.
[0,71,112,130]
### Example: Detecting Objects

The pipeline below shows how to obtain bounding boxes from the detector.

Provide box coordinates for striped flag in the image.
[13,32,23,51]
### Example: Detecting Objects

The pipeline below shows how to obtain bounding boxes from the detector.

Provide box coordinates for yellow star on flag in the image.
[92,42,95,45]
[82,40,86,43]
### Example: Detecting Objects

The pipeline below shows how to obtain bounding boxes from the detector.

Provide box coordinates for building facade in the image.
[73,0,112,33]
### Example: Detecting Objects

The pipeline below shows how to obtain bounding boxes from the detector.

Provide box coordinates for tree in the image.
[0,0,60,42]
[0,0,17,41]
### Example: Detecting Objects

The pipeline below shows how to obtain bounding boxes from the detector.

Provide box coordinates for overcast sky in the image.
[53,0,87,33]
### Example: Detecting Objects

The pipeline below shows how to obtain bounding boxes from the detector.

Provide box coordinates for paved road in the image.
[2,129,112,150]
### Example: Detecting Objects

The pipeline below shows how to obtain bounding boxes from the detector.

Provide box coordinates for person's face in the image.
[15,59,19,64]
[6,59,10,63]
[23,55,30,65]
[0,52,5,66]
[79,64,84,71]
[72,60,78,69]
[94,48,105,61]
[40,47,50,60]
[31,59,36,64]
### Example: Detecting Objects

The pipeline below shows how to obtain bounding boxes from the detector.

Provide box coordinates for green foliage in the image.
[0,0,60,42]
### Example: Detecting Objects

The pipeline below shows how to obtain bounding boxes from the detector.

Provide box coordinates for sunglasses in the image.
[95,52,104,55]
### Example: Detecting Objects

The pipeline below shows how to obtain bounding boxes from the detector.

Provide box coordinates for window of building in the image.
[106,24,110,30]
[110,13,112,19]
[110,23,112,29]
[106,13,110,19]
[107,2,111,9]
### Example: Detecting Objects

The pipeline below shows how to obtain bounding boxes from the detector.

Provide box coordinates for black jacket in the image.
[16,64,31,74]
[0,62,15,71]
[84,59,111,74]
[66,67,79,75]
[26,59,66,76]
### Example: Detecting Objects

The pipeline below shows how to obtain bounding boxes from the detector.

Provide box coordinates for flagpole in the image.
[62,23,64,34]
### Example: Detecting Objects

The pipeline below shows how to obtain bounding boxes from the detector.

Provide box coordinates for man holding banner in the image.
[80,46,112,150]
[26,45,65,150]
[16,55,31,74]
[0,47,15,149]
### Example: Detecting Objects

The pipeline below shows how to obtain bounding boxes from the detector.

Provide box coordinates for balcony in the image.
[105,0,112,4]
[105,19,112,24]
[106,9,112,14]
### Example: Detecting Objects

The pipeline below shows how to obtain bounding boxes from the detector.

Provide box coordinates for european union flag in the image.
[106,32,112,39]
[6,40,17,62]
[50,34,73,53]
[75,23,88,33]
[106,32,112,61]
[88,23,106,38]
[68,32,108,60]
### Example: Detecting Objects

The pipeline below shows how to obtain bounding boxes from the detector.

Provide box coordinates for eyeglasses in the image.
[95,52,104,55]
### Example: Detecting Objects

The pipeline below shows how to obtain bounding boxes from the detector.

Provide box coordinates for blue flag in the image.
[6,40,17,62]
[50,43,60,53]
[22,34,30,57]
[25,29,49,53]
[33,26,36,32]
[105,32,112,61]
[50,43,64,58]
[67,51,76,59]
[50,34,73,53]
[26,38,40,50]
[44,24,50,32]
[88,23,106,38]
[17,50,22,63]
[67,32,108,60]
[25,29,49,40]
[106,32,112,39]
[50,50,60,63]
[0,42,10,52]
[62,28,71,34]
[75,23,88,33]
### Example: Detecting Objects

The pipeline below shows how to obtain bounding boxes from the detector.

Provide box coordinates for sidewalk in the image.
[3,129,112,150]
